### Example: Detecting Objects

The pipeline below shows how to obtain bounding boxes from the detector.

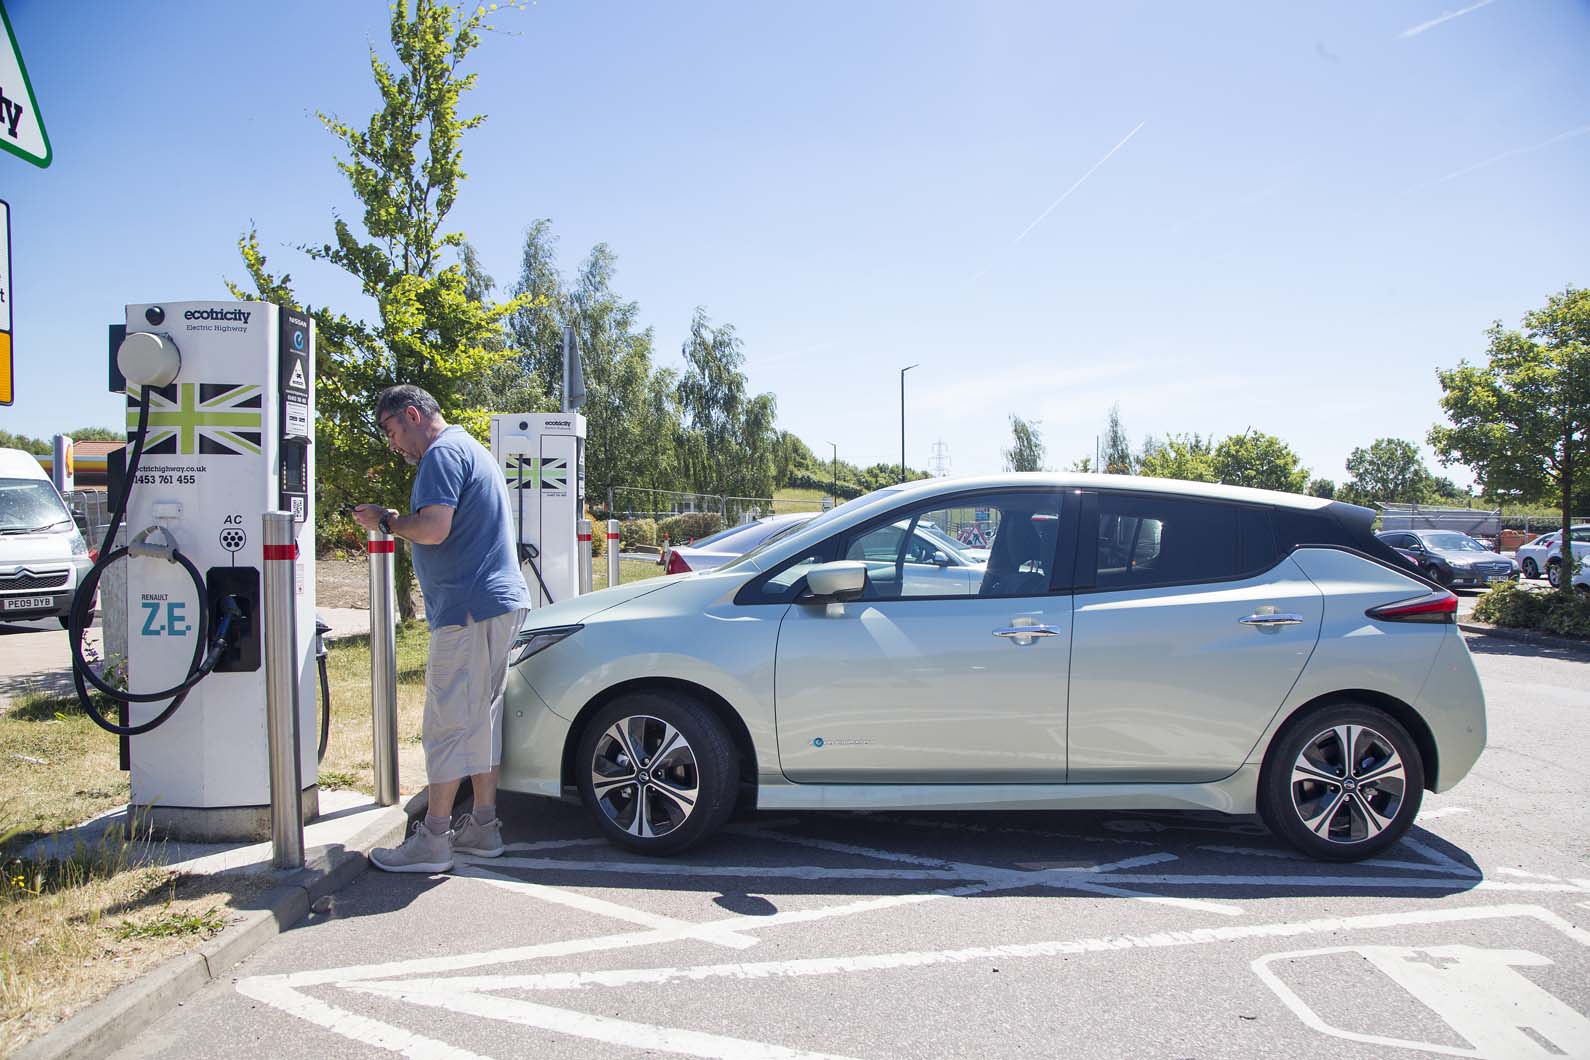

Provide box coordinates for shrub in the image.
[1473,580,1590,637]
[1539,590,1590,637]
[658,512,723,544]
[1472,582,1548,628]
[585,512,604,558]
[620,518,657,548]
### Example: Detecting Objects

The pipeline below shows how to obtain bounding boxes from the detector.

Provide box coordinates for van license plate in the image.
[3,596,53,611]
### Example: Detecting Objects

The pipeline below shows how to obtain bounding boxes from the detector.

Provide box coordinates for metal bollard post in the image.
[263,512,304,869]
[367,529,399,806]
[606,519,621,589]
[578,519,593,595]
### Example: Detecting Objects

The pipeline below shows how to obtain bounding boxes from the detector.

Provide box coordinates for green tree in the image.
[1003,415,1046,472]
[1101,403,1134,475]
[1137,433,1216,482]
[0,430,48,454]
[65,426,123,442]
[228,0,529,619]
[1430,287,1590,592]
[1306,477,1336,499]
[1211,431,1310,492]
[1342,438,1434,505]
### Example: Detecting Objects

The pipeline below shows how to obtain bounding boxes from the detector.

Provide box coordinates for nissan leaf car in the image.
[500,474,1486,863]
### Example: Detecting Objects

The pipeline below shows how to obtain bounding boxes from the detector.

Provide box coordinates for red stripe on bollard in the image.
[368,540,396,553]
[263,544,299,561]
[578,534,593,542]
[606,533,620,540]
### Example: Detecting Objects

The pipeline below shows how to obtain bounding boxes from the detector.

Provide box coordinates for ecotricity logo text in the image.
[183,308,252,323]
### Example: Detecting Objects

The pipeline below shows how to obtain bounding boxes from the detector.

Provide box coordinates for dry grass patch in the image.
[318,621,431,796]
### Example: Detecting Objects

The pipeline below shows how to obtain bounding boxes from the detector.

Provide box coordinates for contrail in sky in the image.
[1429,122,1590,186]
[1397,0,1499,39]
[1007,120,1148,247]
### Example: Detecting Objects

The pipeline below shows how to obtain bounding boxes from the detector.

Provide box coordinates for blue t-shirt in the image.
[409,425,530,629]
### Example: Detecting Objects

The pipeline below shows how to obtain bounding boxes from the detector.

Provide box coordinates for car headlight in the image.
[511,624,582,665]
[70,530,89,556]
[1449,560,1473,570]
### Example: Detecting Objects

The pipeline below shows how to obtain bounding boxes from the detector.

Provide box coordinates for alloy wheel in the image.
[1522,558,1538,579]
[1289,723,1407,845]
[1547,562,1562,588]
[589,714,700,839]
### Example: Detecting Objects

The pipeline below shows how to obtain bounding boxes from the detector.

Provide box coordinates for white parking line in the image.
[451,863,761,949]
[342,903,1590,998]
[1197,843,1483,877]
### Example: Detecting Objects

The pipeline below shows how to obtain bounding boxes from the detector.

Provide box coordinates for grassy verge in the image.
[318,621,432,795]
[0,692,249,1052]
[593,556,667,591]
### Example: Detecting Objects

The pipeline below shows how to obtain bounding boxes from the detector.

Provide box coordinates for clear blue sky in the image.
[2,0,1586,489]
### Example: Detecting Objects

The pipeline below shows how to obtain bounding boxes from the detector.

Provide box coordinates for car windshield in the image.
[719,487,905,571]
[1422,532,1488,552]
[914,521,975,560]
[0,479,73,534]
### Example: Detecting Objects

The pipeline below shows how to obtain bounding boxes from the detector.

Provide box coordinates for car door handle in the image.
[993,625,1062,638]
[1238,612,1305,626]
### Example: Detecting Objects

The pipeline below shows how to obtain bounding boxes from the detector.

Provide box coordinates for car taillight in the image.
[1366,591,1457,623]
[666,551,692,575]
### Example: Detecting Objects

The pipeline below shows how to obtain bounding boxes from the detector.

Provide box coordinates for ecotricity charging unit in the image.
[490,412,585,607]
[102,300,318,839]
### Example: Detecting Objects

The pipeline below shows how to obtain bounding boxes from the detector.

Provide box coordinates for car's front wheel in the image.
[1259,703,1424,862]
[576,690,739,856]
[1522,557,1539,579]
[1547,559,1563,588]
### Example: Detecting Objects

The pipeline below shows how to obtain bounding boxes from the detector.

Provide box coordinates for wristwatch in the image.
[378,512,394,537]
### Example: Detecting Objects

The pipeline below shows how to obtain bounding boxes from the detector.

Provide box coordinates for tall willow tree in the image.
[229,0,529,618]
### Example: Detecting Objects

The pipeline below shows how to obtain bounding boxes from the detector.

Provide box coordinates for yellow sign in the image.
[62,438,73,474]
[0,331,10,405]
[0,196,9,405]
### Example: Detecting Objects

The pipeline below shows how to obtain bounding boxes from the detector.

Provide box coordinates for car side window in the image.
[1091,495,1250,590]
[1572,529,1590,544]
[842,491,1063,600]
[737,543,837,605]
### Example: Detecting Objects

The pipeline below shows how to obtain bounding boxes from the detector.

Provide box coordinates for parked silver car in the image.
[501,474,1486,862]
[1374,529,1517,588]
[664,511,817,575]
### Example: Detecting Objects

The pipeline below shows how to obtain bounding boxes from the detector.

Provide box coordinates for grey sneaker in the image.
[370,822,453,874]
[452,813,503,857]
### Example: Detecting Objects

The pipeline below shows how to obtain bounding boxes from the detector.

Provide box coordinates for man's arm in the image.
[354,504,453,545]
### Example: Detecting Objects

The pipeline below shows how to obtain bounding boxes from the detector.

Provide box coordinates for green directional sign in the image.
[0,2,51,169]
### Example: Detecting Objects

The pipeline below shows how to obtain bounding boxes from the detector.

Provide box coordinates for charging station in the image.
[490,412,585,608]
[93,300,319,840]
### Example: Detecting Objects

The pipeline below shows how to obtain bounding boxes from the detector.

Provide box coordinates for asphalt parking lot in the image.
[109,634,1590,1060]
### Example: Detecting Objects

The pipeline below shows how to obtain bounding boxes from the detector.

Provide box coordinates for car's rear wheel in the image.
[1259,703,1424,862]
[1522,557,1539,579]
[576,691,738,856]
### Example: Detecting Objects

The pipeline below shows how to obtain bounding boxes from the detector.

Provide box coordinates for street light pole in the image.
[826,441,838,509]
[900,363,919,484]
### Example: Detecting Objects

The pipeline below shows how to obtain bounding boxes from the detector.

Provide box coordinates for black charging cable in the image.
[68,386,243,736]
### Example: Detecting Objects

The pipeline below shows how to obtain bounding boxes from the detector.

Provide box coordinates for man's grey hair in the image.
[375,384,442,424]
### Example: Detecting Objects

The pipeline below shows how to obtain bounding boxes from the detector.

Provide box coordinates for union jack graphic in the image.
[126,383,264,456]
[503,456,569,492]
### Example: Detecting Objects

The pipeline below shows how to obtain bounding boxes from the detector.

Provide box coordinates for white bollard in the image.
[263,512,304,869]
[607,519,621,589]
[578,519,593,595]
[367,529,399,807]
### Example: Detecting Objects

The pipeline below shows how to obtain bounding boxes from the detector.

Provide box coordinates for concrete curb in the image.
[1458,621,1590,656]
[15,804,409,1060]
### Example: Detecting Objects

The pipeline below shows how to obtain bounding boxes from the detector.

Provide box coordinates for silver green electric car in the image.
[500,474,1485,862]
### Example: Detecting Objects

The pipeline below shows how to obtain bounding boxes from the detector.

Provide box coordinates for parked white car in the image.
[500,473,1486,863]
[664,512,818,575]
[1514,525,1589,586]
[0,448,95,627]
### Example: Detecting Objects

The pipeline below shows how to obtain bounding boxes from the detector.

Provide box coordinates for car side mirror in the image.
[931,550,951,567]
[802,561,868,602]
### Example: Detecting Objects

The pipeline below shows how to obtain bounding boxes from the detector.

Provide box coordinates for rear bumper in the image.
[1413,630,1488,792]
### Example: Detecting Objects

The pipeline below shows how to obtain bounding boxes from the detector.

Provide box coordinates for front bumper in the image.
[0,559,91,621]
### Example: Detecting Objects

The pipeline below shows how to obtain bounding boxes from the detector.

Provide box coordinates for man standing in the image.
[355,384,530,873]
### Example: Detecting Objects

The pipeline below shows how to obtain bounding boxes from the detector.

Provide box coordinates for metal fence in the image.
[1375,504,1502,537]
[63,490,113,546]
[607,486,825,526]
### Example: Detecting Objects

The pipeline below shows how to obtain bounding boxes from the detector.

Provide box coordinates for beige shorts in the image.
[422,608,525,785]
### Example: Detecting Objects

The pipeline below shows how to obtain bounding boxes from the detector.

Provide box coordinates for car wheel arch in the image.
[560,677,759,806]
[1261,689,1439,794]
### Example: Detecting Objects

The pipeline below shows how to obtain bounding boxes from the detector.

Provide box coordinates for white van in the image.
[0,448,95,627]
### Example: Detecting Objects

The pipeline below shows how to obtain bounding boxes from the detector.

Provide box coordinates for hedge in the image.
[658,512,723,544]
[784,469,865,500]
[620,518,658,548]
[1472,581,1590,638]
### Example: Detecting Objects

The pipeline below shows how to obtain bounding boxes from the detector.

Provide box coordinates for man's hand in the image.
[352,505,396,532]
